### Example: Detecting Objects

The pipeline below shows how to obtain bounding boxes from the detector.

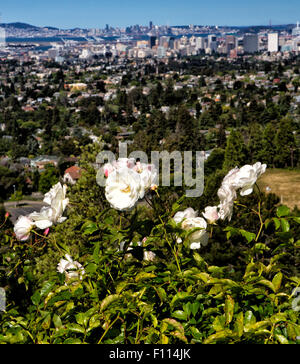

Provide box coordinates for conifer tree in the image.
[223,129,248,170]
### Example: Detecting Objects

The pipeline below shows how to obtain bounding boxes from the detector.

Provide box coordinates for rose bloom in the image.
[217,184,236,221]
[105,168,143,211]
[202,206,219,224]
[113,158,136,170]
[173,208,198,224]
[221,162,267,197]
[135,163,158,197]
[14,216,35,241]
[235,162,267,196]
[181,217,209,250]
[29,183,69,229]
[57,254,85,282]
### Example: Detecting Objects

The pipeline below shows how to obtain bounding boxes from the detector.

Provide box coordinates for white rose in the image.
[29,183,69,228]
[57,254,85,282]
[173,208,198,224]
[105,168,143,211]
[202,206,219,224]
[113,158,136,170]
[181,217,209,249]
[236,162,267,196]
[217,184,236,221]
[138,163,158,197]
[14,216,35,241]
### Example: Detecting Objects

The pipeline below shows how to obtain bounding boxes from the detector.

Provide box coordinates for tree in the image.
[223,129,248,170]
[275,117,298,168]
[38,165,60,194]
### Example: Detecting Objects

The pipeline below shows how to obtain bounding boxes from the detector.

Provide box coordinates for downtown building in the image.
[268,32,279,52]
[243,34,258,53]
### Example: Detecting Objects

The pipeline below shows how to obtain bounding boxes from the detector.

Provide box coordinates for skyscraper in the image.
[243,34,258,53]
[149,36,157,48]
[149,21,153,30]
[208,34,218,52]
[268,33,279,52]
[225,35,236,54]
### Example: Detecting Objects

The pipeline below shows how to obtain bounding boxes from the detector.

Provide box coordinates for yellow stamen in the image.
[121,186,131,193]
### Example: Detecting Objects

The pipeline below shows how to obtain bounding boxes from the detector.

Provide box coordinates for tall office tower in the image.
[225,35,236,54]
[159,36,170,48]
[243,34,258,53]
[208,34,218,52]
[105,24,109,32]
[169,37,175,49]
[149,36,157,48]
[149,21,153,30]
[195,36,206,50]
[268,32,279,52]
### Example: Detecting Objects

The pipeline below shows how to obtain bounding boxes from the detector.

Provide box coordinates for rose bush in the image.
[0,145,299,344]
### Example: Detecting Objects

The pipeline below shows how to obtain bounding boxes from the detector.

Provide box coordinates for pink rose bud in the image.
[5,212,9,218]
[44,228,50,236]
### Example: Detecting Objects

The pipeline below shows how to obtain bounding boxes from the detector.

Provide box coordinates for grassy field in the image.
[258,168,300,210]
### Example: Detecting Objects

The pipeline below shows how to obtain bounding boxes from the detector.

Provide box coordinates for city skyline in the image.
[1,0,300,29]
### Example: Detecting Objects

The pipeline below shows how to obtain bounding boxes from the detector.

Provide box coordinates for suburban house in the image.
[63,166,82,185]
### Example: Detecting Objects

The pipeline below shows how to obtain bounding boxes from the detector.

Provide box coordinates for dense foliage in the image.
[0,144,299,344]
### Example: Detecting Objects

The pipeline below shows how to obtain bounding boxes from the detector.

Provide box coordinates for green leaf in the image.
[31,291,41,306]
[66,324,85,334]
[135,272,156,282]
[213,316,226,332]
[275,334,289,344]
[272,272,283,293]
[256,279,276,293]
[240,229,256,243]
[203,330,233,344]
[162,318,184,334]
[280,219,290,233]
[170,292,193,307]
[273,218,281,230]
[244,321,270,333]
[292,217,300,224]
[172,310,188,321]
[100,294,120,312]
[225,295,235,325]
[244,311,256,326]
[63,338,82,344]
[235,312,244,337]
[40,281,55,297]
[81,221,99,235]
[53,314,63,329]
[276,205,290,218]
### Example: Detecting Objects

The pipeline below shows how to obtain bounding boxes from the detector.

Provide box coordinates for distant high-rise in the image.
[225,35,236,54]
[149,36,157,48]
[243,34,258,53]
[208,34,218,52]
[149,21,153,30]
[268,32,279,52]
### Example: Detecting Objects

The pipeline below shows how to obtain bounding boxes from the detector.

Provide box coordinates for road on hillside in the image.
[4,200,47,223]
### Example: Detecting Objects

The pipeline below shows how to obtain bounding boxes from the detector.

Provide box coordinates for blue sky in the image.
[1,0,300,29]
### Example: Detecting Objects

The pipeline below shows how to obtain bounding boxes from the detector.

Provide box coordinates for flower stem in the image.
[159,215,182,274]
